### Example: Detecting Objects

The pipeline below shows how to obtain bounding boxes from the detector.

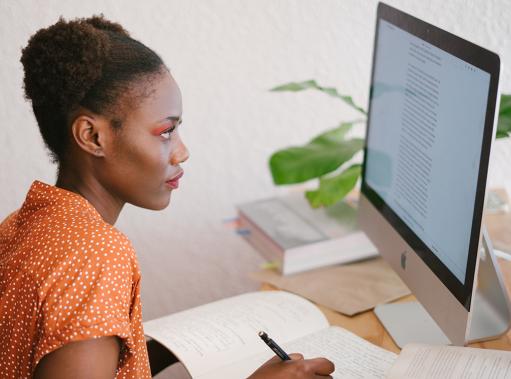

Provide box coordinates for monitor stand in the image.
[374,227,511,348]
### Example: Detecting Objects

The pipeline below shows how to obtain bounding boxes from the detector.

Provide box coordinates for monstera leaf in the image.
[269,123,363,185]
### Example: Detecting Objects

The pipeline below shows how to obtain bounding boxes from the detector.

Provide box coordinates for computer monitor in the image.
[358,2,511,347]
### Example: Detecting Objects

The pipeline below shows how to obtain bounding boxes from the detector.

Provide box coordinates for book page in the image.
[196,325,398,379]
[143,291,328,378]
[387,343,511,379]
[286,326,398,379]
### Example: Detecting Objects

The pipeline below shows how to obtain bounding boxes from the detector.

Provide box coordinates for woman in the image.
[0,15,335,378]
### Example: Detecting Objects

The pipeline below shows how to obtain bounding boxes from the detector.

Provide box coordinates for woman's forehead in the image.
[128,72,182,124]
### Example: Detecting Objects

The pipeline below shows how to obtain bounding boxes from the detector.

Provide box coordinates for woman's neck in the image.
[56,166,124,225]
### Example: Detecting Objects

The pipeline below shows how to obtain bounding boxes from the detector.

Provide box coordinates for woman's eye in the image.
[157,119,181,140]
[160,126,176,140]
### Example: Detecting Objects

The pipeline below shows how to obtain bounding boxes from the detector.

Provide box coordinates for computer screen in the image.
[365,19,490,284]
[360,2,500,324]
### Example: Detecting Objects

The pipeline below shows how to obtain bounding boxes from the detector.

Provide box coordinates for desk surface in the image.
[262,258,511,354]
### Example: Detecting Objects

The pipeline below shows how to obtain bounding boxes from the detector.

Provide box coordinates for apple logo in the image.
[400,251,407,270]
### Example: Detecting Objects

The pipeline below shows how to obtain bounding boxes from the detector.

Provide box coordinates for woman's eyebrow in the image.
[158,116,182,124]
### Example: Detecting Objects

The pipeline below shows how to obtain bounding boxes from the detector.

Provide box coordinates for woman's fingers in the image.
[248,353,334,379]
[304,357,335,376]
[260,352,303,367]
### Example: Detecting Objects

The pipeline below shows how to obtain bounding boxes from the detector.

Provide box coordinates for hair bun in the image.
[84,15,130,36]
[21,14,164,163]
[21,16,111,111]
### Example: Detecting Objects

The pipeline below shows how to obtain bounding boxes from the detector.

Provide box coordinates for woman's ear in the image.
[70,114,108,157]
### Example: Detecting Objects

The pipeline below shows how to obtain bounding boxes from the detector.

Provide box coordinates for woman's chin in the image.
[133,192,172,211]
[153,193,172,210]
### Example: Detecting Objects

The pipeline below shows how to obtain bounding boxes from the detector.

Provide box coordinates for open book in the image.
[143,291,511,378]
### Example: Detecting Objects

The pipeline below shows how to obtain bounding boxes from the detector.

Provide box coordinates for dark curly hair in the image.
[21,15,166,163]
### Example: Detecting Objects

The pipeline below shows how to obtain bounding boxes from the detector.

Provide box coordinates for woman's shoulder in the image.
[17,181,135,251]
[1,182,140,289]
[43,208,137,268]
[30,210,140,302]
[7,198,138,284]
[28,186,135,251]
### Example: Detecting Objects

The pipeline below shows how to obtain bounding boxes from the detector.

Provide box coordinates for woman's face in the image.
[98,71,189,210]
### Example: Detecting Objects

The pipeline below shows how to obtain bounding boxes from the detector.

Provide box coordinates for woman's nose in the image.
[170,138,189,166]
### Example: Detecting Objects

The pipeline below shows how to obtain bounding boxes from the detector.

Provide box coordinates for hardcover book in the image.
[237,193,378,275]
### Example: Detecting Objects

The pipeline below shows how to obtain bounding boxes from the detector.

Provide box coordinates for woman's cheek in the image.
[159,143,173,166]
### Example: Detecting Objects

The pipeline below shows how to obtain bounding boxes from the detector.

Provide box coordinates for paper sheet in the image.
[387,343,511,379]
[250,258,410,316]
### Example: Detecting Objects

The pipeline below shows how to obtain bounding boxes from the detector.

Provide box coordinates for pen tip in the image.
[258,331,266,337]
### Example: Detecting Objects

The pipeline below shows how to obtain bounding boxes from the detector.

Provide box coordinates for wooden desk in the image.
[262,258,511,354]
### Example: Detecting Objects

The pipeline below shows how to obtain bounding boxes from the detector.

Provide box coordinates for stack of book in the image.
[237,193,378,275]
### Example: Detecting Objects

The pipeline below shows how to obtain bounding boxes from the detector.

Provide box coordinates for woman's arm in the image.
[34,336,120,379]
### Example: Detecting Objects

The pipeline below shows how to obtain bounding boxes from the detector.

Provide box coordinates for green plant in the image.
[269,80,511,208]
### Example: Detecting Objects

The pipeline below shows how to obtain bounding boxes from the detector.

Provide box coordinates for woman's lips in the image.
[165,171,184,189]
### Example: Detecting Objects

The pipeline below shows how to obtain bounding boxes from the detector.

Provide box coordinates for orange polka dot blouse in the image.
[0,181,151,378]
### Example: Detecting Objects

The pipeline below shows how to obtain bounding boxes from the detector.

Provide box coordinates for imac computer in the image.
[358,3,511,347]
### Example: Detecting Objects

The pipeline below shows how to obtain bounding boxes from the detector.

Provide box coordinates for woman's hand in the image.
[248,353,335,379]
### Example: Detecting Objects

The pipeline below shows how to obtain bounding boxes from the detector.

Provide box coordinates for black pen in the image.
[258,331,291,361]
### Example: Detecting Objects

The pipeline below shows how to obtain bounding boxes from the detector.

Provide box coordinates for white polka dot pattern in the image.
[0,181,151,378]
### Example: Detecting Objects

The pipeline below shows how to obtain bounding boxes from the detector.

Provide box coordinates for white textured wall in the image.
[2,0,511,325]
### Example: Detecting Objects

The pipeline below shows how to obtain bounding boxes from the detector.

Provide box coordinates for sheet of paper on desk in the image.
[250,258,410,316]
